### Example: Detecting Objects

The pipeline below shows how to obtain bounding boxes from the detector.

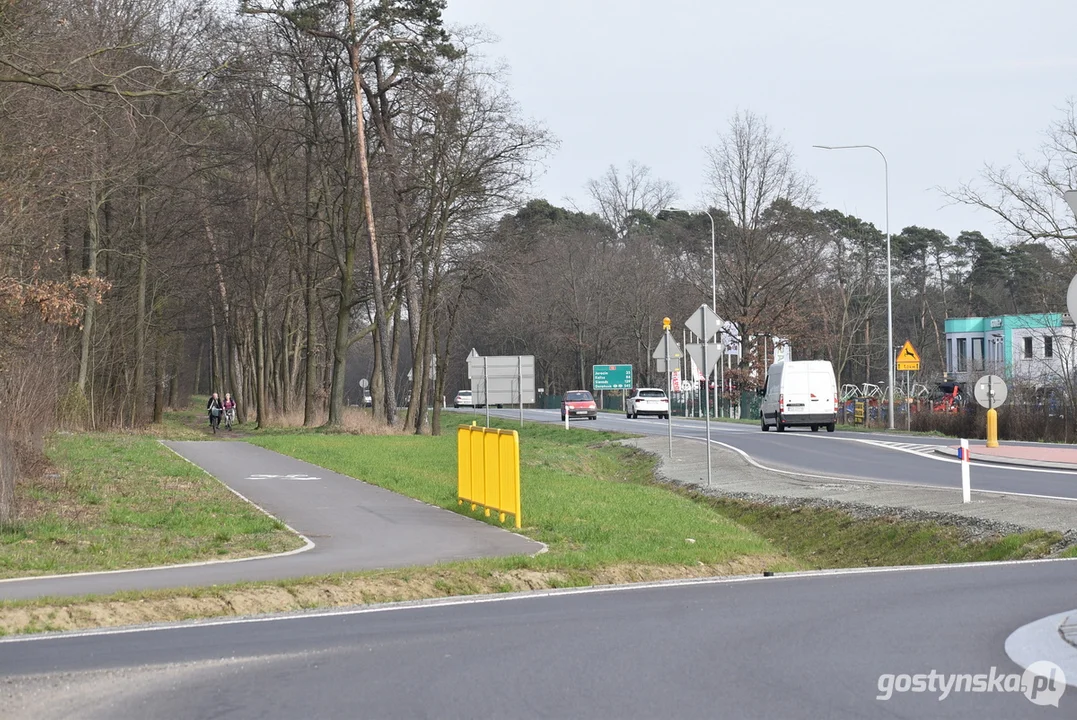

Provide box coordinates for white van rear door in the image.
[782,365,812,411]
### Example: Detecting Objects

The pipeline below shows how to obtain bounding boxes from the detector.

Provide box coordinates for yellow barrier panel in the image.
[457,423,521,529]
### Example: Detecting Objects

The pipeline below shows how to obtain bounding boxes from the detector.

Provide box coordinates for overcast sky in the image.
[442,0,1077,241]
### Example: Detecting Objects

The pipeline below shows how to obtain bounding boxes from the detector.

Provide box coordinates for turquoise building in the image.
[943,313,1071,385]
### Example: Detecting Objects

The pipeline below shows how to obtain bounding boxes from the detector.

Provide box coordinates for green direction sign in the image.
[593,364,633,390]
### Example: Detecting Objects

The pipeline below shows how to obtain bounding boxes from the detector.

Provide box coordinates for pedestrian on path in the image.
[207,393,223,432]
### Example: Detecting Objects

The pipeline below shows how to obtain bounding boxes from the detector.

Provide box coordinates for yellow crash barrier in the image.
[457,423,521,529]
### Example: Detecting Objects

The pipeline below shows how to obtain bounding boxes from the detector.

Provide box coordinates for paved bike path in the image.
[0,441,543,601]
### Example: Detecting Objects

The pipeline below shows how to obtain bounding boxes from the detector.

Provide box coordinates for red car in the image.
[561,390,598,421]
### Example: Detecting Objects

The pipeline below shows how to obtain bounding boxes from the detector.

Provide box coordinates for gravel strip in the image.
[622,435,1077,548]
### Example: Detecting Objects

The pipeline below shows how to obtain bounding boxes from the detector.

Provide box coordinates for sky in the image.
[441,0,1077,241]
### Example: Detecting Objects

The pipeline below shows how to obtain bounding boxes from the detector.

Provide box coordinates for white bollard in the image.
[564,404,569,431]
[960,438,971,503]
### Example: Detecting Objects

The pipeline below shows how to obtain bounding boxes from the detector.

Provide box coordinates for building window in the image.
[1045,336,1054,359]
[957,338,967,371]
[974,338,984,371]
[947,338,953,373]
[1024,336,1033,359]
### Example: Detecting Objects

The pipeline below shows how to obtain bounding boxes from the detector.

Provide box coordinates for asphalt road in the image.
[462,407,1077,500]
[0,441,542,601]
[3,560,1075,719]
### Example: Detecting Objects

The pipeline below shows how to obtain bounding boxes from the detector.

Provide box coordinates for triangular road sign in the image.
[896,337,921,359]
[896,340,921,371]
[652,334,682,360]
[897,340,920,362]
[685,342,721,377]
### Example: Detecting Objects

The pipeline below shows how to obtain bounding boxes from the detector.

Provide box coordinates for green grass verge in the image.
[0,433,302,578]
[0,416,1071,635]
[248,418,1065,572]
[249,421,781,571]
[698,497,1063,567]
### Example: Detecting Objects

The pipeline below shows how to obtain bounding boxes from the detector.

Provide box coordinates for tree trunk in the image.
[152,337,166,424]
[210,308,223,395]
[346,33,395,425]
[77,180,100,393]
[254,306,267,428]
[133,179,149,425]
[193,340,204,397]
[328,242,354,426]
[280,296,292,415]
[371,327,385,421]
[304,245,318,426]
[168,358,179,410]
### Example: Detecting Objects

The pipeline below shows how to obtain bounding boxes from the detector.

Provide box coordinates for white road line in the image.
[3,556,1074,644]
[679,433,1077,504]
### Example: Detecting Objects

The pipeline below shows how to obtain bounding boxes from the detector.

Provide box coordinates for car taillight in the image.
[833,397,838,412]
[779,393,784,412]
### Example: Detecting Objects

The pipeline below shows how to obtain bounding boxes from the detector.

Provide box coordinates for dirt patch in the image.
[0,560,790,636]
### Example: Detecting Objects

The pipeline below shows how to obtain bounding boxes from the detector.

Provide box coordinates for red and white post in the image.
[959,438,971,503]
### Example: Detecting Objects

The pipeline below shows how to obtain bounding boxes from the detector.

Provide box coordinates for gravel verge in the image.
[623,435,1077,549]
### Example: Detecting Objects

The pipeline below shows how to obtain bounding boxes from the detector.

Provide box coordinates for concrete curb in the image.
[933,446,1077,472]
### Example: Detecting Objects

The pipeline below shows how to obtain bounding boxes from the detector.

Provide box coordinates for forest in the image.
[3,0,1077,522]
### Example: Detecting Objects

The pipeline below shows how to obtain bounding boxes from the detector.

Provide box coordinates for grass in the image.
[0,412,1070,635]
[697,497,1063,568]
[0,433,303,578]
[249,420,780,570]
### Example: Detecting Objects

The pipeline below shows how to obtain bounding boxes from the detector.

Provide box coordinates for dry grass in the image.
[260,406,413,436]
[158,399,413,439]
[0,557,789,635]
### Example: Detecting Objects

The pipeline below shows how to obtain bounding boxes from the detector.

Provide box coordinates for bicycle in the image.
[224,407,235,431]
[210,407,222,434]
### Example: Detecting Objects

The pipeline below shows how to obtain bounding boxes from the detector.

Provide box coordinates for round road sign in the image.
[359,378,369,388]
[973,374,1007,410]
[1067,274,1077,321]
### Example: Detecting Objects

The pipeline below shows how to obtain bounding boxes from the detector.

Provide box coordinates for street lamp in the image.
[667,207,722,417]
[814,144,894,430]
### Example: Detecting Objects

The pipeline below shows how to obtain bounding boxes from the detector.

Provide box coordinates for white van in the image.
[760,360,838,432]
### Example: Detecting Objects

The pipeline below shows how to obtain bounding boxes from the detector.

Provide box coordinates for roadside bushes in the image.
[911,402,1074,443]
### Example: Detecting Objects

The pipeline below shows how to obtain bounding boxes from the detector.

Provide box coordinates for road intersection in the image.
[1,411,1075,719]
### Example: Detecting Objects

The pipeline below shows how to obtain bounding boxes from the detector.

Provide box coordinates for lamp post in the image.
[814,144,894,430]
[668,207,722,417]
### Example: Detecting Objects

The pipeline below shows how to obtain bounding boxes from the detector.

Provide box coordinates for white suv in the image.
[626,388,669,419]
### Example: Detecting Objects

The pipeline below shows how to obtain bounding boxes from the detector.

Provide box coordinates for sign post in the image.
[652,323,682,458]
[684,305,722,488]
[973,374,1008,448]
[896,340,920,432]
[664,318,673,456]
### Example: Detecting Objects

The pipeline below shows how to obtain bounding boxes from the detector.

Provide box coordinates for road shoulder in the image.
[626,435,1077,537]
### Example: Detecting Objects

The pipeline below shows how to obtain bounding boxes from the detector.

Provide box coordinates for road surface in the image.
[3,560,1074,719]
[461,407,1077,500]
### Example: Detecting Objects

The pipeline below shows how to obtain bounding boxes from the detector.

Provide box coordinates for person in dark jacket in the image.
[207,393,223,430]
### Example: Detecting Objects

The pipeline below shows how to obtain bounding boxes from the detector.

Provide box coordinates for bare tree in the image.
[703,110,821,379]
[586,161,677,239]
[945,98,1077,260]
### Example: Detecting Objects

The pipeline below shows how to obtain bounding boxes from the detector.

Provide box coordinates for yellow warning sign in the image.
[896,340,921,371]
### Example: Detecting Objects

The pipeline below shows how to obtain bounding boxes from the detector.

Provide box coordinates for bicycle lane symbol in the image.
[246,473,322,481]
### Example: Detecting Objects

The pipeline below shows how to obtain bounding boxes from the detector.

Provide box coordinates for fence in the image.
[457,423,522,529]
